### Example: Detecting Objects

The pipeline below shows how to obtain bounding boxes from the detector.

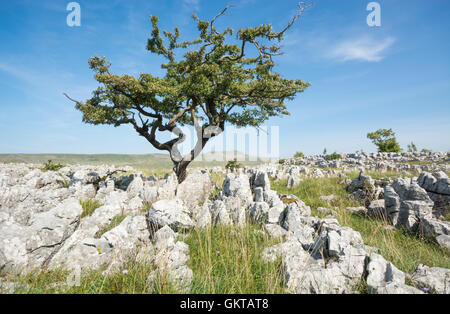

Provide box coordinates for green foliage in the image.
[367,129,402,153]
[225,158,243,172]
[60,180,71,188]
[67,4,311,178]
[278,158,286,165]
[294,152,304,158]
[323,148,327,155]
[80,199,102,218]
[407,142,418,152]
[42,160,64,172]
[327,152,342,161]
[141,202,153,214]
[421,148,432,153]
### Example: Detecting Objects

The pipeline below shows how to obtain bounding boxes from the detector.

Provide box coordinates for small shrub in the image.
[294,152,304,158]
[407,142,418,152]
[327,152,342,161]
[225,158,243,172]
[278,159,286,165]
[43,160,64,172]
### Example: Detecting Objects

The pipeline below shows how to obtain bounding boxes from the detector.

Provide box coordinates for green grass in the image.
[272,176,360,216]
[363,170,418,180]
[6,225,284,294]
[271,173,450,273]
[340,213,449,273]
[80,199,102,218]
[9,260,179,294]
[185,225,286,294]
[407,160,449,166]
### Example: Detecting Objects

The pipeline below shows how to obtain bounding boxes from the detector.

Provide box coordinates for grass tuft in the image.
[80,199,102,218]
[95,214,127,238]
[185,225,286,294]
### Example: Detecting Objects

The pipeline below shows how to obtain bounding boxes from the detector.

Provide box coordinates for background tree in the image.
[65,3,312,183]
[367,128,402,153]
[407,142,418,152]
[294,152,304,158]
[225,158,243,172]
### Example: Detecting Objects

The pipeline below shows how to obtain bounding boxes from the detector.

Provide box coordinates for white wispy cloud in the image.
[328,36,396,62]
[182,0,200,11]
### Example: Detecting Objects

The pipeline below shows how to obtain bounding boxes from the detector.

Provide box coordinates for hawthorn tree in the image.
[66,3,312,183]
[367,128,402,153]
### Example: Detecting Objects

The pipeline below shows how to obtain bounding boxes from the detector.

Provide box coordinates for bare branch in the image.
[268,1,314,40]
[63,93,84,107]
[210,4,233,34]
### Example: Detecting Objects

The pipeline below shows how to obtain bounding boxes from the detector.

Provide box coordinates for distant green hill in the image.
[0,153,265,170]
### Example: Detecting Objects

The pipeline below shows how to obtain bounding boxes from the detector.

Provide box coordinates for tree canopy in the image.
[66,3,312,182]
[367,128,402,153]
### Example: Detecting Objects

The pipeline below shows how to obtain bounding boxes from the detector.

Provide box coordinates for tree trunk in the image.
[173,160,190,184]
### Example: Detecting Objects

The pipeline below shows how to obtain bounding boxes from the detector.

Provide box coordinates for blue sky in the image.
[0,0,449,157]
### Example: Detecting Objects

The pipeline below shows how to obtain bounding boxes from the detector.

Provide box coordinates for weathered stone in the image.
[436,234,450,250]
[419,217,450,238]
[146,199,194,233]
[263,224,288,239]
[210,200,232,226]
[148,226,193,292]
[384,179,434,232]
[367,200,386,219]
[366,253,406,294]
[287,175,301,188]
[176,170,215,208]
[281,205,315,246]
[249,202,270,224]
[222,173,252,203]
[253,187,264,202]
[0,198,82,274]
[191,202,212,229]
[344,207,368,215]
[377,282,424,294]
[251,170,271,192]
[319,195,337,203]
[411,264,450,294]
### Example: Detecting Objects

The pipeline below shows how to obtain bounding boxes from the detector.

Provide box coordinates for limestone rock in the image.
[411,264,450,294]
[176,170,215,208]
[146,199,194,233]
[366,253,406,294]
